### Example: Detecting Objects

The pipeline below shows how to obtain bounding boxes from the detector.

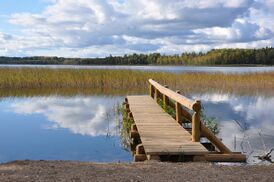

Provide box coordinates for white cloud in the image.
[193,19,273,43]
[0,0,273,57]
[195,93,231,103]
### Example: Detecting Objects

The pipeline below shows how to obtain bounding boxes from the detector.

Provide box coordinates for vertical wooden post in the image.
[124,103,130,113]
[175,90,182,124]
[154,88,159,100]
[123,98,130,113]
[134,144,147,162]
[131,124,137,131]
[128,112,133,119]
[192,100,201,142]
[130,124,139,139]
[149,84,154,98]
[163,85,169,108]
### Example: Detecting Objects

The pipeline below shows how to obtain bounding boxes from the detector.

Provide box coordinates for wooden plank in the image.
[141,139,193,143]
[136,123,178,126]
[145,150,209,155]
[136,125,188,129]
[137,128,189,132]
[138,131,190,135]
[144,144,207,148]
[139,136,191,139]
[143,146,203,150]
[132,114,170,116]
[144,147,208,151]
[204,154,246,162]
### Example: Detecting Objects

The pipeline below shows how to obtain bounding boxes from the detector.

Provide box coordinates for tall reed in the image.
[0,68,273,96]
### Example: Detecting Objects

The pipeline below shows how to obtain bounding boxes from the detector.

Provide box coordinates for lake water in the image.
[0,96,131,163]
[195,93,274,164]
[1,64,274,74]
[0,93,273,164]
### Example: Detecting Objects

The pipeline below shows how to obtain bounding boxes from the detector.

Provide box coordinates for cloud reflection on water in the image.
[10,96,121,137]
[193,93,274,163]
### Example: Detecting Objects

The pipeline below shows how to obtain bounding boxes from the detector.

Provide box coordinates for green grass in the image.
[117,104,136,151]
[157,99,176,118]
[0,68,273,96]
[157,96,220,134]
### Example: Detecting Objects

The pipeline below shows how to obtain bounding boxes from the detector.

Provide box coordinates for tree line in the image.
[0,47,273,65]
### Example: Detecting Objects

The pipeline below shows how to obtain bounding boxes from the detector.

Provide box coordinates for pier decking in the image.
[127,95,208,156]
[124,79,246,162]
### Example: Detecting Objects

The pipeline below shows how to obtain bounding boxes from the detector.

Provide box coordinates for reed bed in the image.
[0,68,273,96]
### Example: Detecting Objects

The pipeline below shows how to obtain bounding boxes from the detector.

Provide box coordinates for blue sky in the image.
[0,0,46,14]
[0,0,45,33]
[0,0,274,57]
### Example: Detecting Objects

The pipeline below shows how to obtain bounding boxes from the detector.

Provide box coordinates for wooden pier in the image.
[124,79,246,162]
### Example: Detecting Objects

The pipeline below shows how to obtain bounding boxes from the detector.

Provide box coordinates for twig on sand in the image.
[254,148,274,163]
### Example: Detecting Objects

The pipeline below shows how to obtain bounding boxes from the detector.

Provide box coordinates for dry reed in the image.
[0,68,273,96]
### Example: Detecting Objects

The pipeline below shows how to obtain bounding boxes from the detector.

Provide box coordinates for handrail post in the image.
[149,84,154,98]
[154,88,159,101]
[163,85,169,108]
[175,90,182,124]
[192,100,201,142]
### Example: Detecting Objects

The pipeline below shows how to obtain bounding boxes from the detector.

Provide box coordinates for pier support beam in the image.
[147,155,160,161]
[134,144,147,162]
[205,154,246,162]
[130,124,139,139]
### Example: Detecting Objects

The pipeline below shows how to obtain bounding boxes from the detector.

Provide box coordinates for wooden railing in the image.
[149,79,231,154]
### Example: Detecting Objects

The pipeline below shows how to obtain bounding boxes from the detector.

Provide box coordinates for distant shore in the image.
[0,63,273,67]
[0,160,273,182]
[1,48,274,65]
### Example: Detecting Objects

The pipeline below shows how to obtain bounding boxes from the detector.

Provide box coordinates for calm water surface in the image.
[0,96,131,163]
[0,93,273,164]
[1,64,274,73]
[195,93,274,164]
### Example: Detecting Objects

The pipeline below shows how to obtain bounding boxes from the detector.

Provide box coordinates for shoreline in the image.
[0,63,274,68]
[0,160,273,181]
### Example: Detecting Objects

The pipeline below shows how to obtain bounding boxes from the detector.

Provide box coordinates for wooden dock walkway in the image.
[124,79,246,162]
[127,95,208,156]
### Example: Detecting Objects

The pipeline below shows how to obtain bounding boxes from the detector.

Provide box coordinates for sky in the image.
[0,0,274,57]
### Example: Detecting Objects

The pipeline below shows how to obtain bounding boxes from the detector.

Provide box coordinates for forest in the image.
[0,47,273,65]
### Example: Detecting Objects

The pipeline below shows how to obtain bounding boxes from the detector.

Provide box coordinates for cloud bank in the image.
[1,0,274,57]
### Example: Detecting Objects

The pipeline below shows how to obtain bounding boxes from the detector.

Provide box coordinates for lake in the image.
[0,96,131,163]
[1,64,274,74]
[0,92,273,164]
